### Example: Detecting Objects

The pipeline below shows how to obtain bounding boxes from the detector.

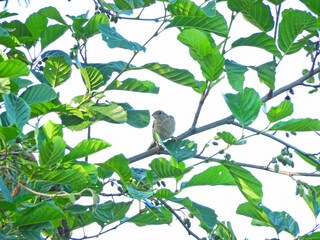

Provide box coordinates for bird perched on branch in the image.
[147,110,176,150]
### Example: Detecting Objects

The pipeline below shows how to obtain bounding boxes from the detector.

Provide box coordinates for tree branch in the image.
[261,66,320,102]
[193,156,320,177]
[231,122,320,166]
[159,200,202,240]
[129,67,320,164]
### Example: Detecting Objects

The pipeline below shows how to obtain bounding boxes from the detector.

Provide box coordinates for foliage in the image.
[0,0,320,239]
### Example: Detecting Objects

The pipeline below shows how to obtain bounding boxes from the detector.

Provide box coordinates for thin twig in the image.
[273,3,281,63]
[261,66,320,102]
[190,82,210,130]
[159,200,202,240]
[102,9,168,92]
[70,221,123,240]
[231,122,320,166]
[193,156,320,177]
[1,168,95,198]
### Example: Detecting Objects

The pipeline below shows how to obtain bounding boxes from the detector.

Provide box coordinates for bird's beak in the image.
[152,112,156,117]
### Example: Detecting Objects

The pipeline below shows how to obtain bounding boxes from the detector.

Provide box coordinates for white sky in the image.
[3,0,320,239]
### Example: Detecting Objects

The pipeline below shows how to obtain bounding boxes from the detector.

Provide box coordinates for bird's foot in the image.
[171,136,178,141]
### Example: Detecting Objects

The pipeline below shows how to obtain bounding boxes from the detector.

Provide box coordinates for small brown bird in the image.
[147,110,176,150]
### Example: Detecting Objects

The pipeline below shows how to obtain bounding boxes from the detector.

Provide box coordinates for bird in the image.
[147,110,176,150]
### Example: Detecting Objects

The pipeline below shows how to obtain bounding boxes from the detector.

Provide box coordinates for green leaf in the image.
[41,120,63,140]
[30,102,55,118]
[231,33,282,59]
[99,24,146,51]
[140,63,200,89]
[114,0,145,10]
[38,7,69,26]
[302,193,320,218]
[270,118,320,131]
[25,12,48,41]
[294,151,319,169]
[267,100,293,123]
[85,61,128,82]
[90,103,127,123]
[42,168,87,184]
[267,0,285,5]
[217,131,246,145]
[299,0,320,16]
[149,158,192,179]
[106,78,159,94]
[128,206,172,226]
[98,154,132,182]
[227,0,257,12]
[60,114,91,131]
[0,176,12,201]
[278,9,317,55]
[170,197,217,232]
[167,0,228,37]
[221,161,263,206]
[299,232,320,240]
[199,48,225,81]
[43,56,72,87]
[109,201,133,223]
[178,29,213,61]
[80,66,104,91]
[63,138,111,162]
[117,103,150,128]
[11,77,33,88]
[181,166,235,189]
[41,24,68,50]
[164,139,197,162]
[236,202,271,227]
[0,59,30,78]
[255,61,276,90]
[0,11,18,19]
[0,200,16,211]
[3,93,31,128]
[14,202,65,227]
[225,60,248,91]
[262,206,299,236]
[127,185,153,200]
[20,84,57,105]
[223,88,262,127]
[0,77,10,94]
[39,137,66,167]
[242,2,274,32]
[0,126,19,141]
[1,20,33,47]
[154,189,176,199]
[215,221,237,240]
[0,27,16,48]
[83,13,109,38]
[42,50,72,66]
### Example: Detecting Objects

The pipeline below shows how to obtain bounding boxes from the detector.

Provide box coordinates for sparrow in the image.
[147,110,176,150]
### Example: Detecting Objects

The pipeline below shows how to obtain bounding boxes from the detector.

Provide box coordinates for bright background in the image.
[2,0,320,239]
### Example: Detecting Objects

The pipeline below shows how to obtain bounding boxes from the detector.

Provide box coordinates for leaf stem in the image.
[222,11,236,55]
